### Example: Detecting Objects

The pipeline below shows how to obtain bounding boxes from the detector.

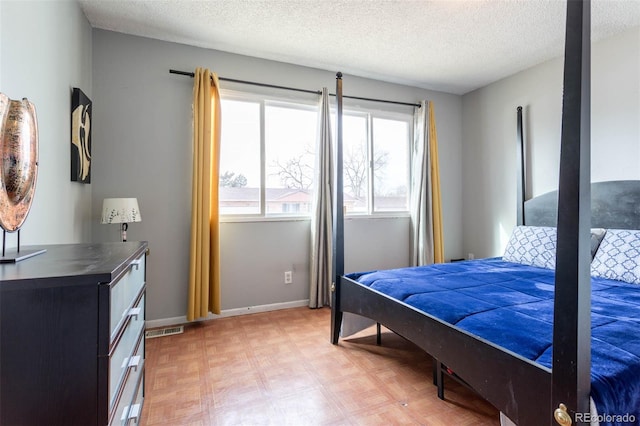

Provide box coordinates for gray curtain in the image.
[309,88,333,308]
[410,100,435,266]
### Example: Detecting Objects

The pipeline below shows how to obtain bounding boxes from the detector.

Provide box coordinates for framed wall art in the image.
[71,87,92,183]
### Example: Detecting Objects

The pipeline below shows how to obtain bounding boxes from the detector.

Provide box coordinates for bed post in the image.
[516,106,525,226]
[552,1,591,425]
[331,72,344,344]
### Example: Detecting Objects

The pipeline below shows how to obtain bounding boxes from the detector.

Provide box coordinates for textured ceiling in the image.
[78,0,640,95]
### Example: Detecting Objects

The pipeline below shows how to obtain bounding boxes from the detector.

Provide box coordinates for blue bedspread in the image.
[348,258,640,425]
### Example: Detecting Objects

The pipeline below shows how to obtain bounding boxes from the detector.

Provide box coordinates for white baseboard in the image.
[145,299,310,329]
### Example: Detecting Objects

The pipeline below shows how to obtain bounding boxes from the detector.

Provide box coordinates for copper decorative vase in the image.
[0,93,39,232]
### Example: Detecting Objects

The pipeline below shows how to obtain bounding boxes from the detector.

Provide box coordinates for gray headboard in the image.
[525,180,640,229]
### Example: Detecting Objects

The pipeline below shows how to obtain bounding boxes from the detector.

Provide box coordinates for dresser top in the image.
[0,241,147,286]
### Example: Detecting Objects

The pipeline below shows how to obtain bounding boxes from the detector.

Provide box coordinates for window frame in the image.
[219,89,414,221]
[219,89,319,221]
[339,106,413,217]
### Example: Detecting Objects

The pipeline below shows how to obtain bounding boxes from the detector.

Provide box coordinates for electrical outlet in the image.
[284,271,292,284]
[468,253,475,260]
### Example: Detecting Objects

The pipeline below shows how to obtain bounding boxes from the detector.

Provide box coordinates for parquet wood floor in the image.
[141,307,499,425]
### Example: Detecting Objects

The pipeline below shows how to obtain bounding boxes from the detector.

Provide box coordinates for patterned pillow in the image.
[591,229,640,284]
[503,226,557,269]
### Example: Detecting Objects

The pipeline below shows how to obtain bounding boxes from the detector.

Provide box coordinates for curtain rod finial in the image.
[336,72,343,79]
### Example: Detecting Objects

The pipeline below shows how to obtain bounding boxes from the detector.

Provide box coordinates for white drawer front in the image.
[124,374,144,426]
[110,355,144,426]
[109,294,145,409]
[110,254,145,340]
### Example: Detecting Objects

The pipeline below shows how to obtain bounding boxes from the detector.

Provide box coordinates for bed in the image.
[342,226,640,426]
[330,2,640,425]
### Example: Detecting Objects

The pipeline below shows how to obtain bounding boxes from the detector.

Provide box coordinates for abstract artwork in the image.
[71,87,92,183]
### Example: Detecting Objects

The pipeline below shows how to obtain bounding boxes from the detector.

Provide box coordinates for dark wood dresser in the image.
[0,241,148,426]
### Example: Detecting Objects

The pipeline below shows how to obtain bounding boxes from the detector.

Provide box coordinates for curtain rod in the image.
[169,69,421,108]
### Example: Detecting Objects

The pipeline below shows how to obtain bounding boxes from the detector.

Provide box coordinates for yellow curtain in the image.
[187,68,221,320]
[428,101,444,263]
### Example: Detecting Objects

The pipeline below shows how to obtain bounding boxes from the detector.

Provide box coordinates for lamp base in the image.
[0,248,47,263]
[121,222,128,242]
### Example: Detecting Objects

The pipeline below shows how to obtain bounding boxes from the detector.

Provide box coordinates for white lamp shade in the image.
[101,198,142,224]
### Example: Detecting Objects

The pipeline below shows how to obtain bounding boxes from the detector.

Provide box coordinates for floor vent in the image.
[145,325,184,339]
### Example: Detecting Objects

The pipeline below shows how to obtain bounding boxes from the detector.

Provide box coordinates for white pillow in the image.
[591,229,640,284]
[503,226,557,269]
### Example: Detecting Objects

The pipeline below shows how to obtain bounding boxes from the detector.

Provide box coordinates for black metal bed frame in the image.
[327,1,630,425]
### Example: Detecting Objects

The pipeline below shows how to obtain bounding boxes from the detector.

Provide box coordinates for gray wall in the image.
[461,28,640,259]
[0,0,93,245]
[90,30,463,322]
[220,217,411,310]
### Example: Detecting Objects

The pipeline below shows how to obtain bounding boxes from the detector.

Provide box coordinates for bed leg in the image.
[433,359,445,400]
[331,308,343,345]
[376,322,381,345]
[432,358,437,386]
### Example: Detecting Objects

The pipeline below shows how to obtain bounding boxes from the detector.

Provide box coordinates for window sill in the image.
[220,215,311,223]
[220,212,410,223]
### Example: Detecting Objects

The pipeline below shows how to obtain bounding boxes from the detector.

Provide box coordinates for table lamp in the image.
[101,198,142,242]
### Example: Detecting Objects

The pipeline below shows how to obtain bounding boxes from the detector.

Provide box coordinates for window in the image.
[219,91,412,218]
[342,114,369,213]
[219,99,261,215]
[265,104,317,214]
[372,117,410,212]
[341,111,411,215]
[219,93,317,216]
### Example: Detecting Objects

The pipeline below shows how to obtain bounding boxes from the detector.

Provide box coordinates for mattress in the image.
[348,258,640,426]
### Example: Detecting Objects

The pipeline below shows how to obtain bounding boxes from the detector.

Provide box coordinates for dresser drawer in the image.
[110,253,145,341]
[110,294,145,409]
[110,356,144,426]
[123,373,144,426]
